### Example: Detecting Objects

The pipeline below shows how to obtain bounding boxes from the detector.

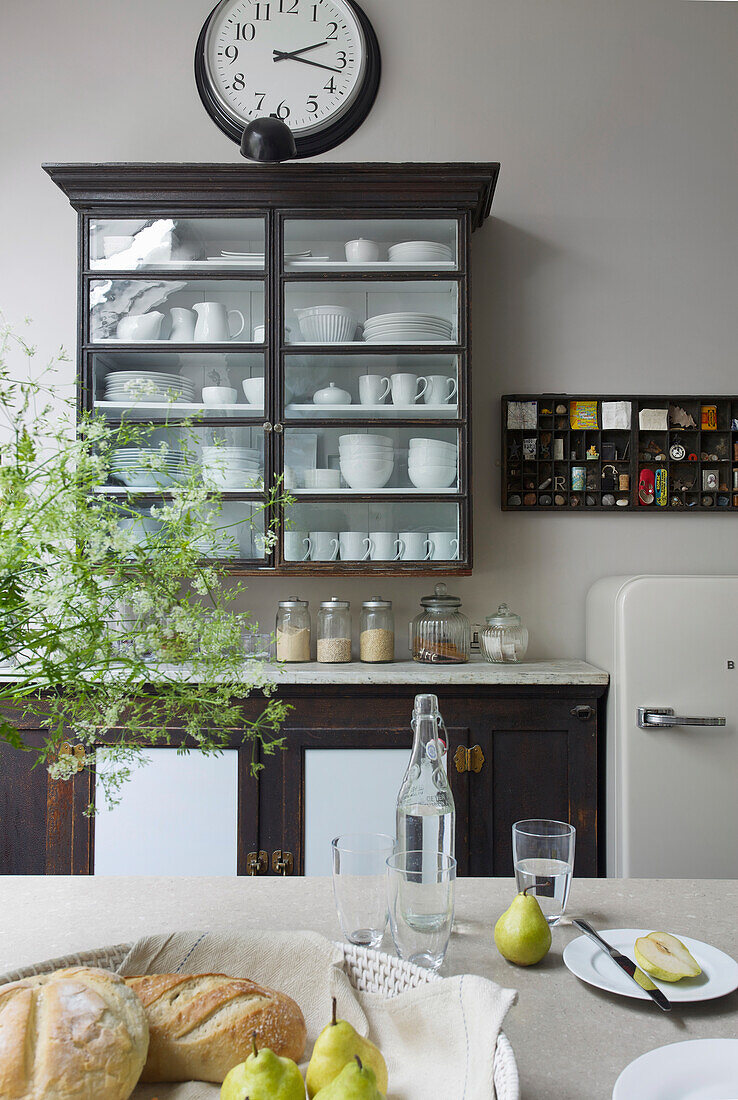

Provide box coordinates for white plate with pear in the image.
[563,928,738,1002]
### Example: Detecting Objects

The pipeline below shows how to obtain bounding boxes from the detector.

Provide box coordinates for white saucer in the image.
[613,1039,738,1099]
[563,928,738,1003]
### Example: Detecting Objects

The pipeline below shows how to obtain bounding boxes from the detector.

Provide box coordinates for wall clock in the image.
[195,0,381,158]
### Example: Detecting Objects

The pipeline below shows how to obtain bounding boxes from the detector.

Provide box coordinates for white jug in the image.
[116,311,164,341]
[169,307,196,342]
[193,302,245,342]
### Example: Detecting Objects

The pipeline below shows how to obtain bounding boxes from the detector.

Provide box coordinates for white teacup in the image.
[284,531,311,561]
[428,531,459,560]
[359,375,391,405]
[310,531,339,561]
[391,373,429,405]
[369,532,405,561]
[425,375,458,405]
[339,531,372,561]
[399,531,432,561]
[202,386,237,406]
[242,377,265,405]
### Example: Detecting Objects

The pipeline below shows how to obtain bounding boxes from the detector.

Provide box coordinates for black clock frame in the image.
[194,0,381,159]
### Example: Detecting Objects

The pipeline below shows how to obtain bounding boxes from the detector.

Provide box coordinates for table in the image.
[1,877,735,1099]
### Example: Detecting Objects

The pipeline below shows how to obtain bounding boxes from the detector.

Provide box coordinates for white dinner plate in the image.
[612,1039,738,1100]
[563,928,738,1003]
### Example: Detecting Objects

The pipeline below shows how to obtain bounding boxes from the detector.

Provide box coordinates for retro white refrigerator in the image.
[586,575,738,878]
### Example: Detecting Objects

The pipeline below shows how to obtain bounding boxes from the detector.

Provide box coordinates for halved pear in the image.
[634,931,702,982]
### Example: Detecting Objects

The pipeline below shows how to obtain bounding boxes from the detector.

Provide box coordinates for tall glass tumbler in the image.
[386,850,456,971]
[331,833,395,949]
[513,819,576,925]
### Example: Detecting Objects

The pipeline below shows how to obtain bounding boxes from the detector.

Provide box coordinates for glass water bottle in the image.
[396,693,456,861]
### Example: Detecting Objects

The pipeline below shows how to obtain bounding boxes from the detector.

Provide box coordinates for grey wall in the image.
[2,0,737,656]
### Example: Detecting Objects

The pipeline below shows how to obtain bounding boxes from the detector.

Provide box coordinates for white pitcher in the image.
[169,307,196,342]
[116,311,164,341]
[193,302,245,342]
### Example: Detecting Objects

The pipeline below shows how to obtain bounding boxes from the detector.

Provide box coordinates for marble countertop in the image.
[1,876,734,1099]
[239,657,608,686]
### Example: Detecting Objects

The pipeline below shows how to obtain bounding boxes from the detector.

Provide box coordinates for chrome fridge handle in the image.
[637,707,726,728]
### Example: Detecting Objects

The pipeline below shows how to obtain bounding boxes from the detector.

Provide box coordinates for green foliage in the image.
[0,318,292,811]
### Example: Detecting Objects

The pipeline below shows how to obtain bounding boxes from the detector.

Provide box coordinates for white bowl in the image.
[410,438,458,454]
[408,466,457,489]
[340,465,394,490]
[242,378,265,404]
[345,238,380,262]
[297,304,356,318]
[296,310,358,343]
[340,449,394,461]
[202,386,237,406]
[339,433,393,447]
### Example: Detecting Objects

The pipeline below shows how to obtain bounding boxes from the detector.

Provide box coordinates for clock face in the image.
[196,0,380,155]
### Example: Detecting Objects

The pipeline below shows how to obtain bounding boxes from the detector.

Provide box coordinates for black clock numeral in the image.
[335,50,347,69]
[306,95,319,113]
[252,2,271,18]
[326,21,338,39]
[279,0,298,11]
[311,3,318,19]
[255,91,266,110]
[233,73,246,90]
[224,44,239,62]
[235,22,256,40]
[276,100,290,119]
[323,76,336,93]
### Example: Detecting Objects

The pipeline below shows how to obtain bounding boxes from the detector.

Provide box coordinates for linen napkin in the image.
[119,929,517,1100]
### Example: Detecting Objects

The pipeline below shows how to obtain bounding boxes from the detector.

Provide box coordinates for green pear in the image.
[306,999,388,1098]
[494,886,552,965]
[314,1055,385,1100]
[634,931,702,981]
[220,1038,305,1100]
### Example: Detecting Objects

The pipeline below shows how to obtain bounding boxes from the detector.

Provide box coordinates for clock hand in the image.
[273,52,342,73]
[272,40,328,61]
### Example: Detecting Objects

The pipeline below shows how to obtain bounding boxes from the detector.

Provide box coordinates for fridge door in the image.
[587,575,738,878]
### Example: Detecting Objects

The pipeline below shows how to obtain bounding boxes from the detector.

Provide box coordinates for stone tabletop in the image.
[0,876,735,1099]
[248,657,609,686]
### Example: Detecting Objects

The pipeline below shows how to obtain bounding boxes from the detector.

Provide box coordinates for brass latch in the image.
[58,742,86,772]
[272,850,294,876]
[453,744,485,774]
[246,850,268,876]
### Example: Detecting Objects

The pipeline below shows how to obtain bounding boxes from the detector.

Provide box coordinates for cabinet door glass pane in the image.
[114,501,267,561]
[283,218,458,271]
[304,748,408,876]
[92,351,265,419]
[94,749,238,874]
[90,218,266,271]
[285,281,458,345]
[284,353,459,420]
[89,279,264,344]
[285,502,460,562]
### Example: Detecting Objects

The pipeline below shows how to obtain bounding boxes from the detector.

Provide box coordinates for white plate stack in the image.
[110,448,190,487]
[339,433,394,489]
[388,240,454,264]
[104,372,195,404]
[363,312,454,344]
[201,446,263,490]
[408,438,458,489]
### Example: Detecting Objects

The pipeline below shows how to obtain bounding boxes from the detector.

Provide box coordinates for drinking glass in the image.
[386,851,456,971]
[332,833,395,949]
[513,819,576,925]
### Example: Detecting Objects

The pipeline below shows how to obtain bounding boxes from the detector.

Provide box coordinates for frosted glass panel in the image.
[304,749,408,877]
[94,749,238,875]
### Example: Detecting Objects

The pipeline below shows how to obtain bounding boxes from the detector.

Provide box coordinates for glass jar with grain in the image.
[275,597,311,662]
[317,597,352,663]
[360,597,395,663]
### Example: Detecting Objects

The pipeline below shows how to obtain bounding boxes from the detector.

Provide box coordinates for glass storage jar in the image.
[480,603,529,663]
[410,583,470,664]
[275,597,311,662]
[317,597,352,663]
[360,597,395,663]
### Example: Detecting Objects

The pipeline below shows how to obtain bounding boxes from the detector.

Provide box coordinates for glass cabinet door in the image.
[89,217,266,271]
[282,218,459,271]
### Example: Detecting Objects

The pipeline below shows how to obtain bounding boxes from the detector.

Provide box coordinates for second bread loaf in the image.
[125,973,306,1083]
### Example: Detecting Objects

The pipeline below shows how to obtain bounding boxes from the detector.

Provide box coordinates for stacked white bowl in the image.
[111,448,189,487]
[408,438,458,489]
[339,433,394,490]
[295,305,358,343]
[201,446,262,490]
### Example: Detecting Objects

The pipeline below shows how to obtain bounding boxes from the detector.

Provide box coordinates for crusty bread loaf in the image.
[0,966,148,1100]
[125,973,306,1083]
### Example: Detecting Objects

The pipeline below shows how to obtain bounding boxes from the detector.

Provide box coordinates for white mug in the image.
[309,531,339,561]
[399,531,432,561]
[193,302,246,342]
[339,531,372,561]
[369,531,405,561]
[428,531,459,560]
[284,531,311,561]
[391,373,429,406]
[359,374,391,405]
[425,375,458,405]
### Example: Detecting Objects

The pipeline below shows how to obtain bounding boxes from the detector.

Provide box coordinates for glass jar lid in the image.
[362,596,392,609]
[420,582,462,610]
[320,596,350,610]
[485,603,522,628]
[279,596,308,609]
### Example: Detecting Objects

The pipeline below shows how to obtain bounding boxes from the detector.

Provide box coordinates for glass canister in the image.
[410,582,470,664]
[360,597,395,663]
[275,597,311,662]
[480,603,529,663]
[317,597,352,663]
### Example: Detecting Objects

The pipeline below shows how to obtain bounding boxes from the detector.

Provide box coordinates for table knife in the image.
[572,919,672,1011]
